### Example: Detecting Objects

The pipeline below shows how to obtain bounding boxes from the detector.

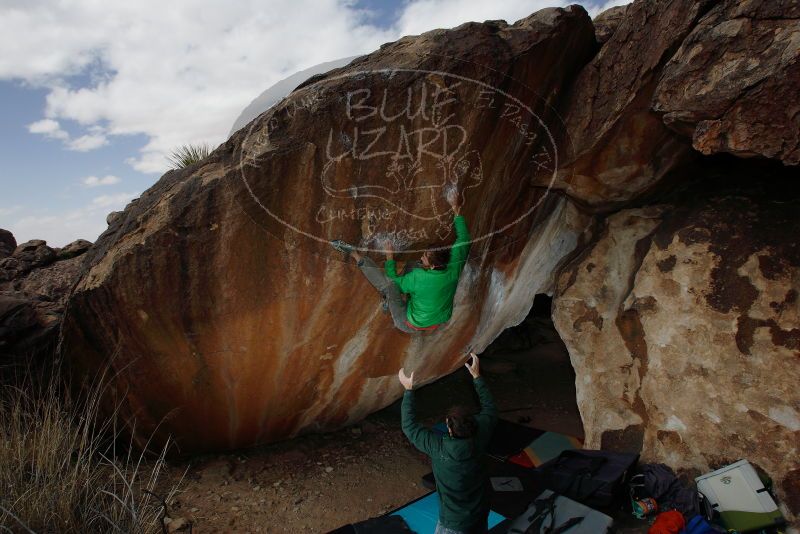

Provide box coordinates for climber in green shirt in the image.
[331,189,470,333]
[398,353,497,534]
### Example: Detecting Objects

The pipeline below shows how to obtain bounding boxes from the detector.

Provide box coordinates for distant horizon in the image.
[0,0,628,247]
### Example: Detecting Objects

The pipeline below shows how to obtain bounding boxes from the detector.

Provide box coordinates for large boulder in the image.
[0,229,15,258]
[0,239,56,281]
[52,13,800,527]
[0,254,86,362]
[653,0,800,164]
[552,167,800,520]
[9,253,86,303]
[60,6,597,452]
[591,5,628,44]
[1,235,90,362]
[539,0,800,207]
[0,296,40,353]
[539,0,719,206]
[57,239,93,260]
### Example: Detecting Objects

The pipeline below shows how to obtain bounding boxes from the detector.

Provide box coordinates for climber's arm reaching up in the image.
[466,354,497,449]
[447,192,471,271]
[399,368,443,456]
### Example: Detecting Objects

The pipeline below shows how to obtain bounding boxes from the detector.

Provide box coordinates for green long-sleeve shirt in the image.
[385,215,470,328]
[401,376,498,531]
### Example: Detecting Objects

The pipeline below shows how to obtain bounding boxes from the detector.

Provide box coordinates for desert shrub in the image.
[167,143,211,170]
[0,364,180,533]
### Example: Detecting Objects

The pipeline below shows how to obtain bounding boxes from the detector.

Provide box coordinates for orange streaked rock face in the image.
[60,6,596,452]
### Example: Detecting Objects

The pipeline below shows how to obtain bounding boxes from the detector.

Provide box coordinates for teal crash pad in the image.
[391,492,505,533]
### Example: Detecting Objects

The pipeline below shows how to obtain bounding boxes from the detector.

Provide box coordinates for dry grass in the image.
[0,364,181,533]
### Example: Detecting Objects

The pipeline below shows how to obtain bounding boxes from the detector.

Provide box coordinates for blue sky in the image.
[0,0,626,247]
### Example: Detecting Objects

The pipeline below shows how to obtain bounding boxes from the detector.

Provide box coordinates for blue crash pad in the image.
[391,492,505,533]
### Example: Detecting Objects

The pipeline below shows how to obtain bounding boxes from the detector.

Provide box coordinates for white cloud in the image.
[28,118,108,152]
[91,192,137,208]
[7,192,137,247]
[13,0,402,173]
[2,0,631,175]
[82,174,121,187]
[68,133,108,151]
[27,118,68,140]
[0,205,24,218]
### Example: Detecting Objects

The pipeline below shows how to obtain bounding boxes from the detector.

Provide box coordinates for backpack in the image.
[537,449,639,509]
[629,463,701,518]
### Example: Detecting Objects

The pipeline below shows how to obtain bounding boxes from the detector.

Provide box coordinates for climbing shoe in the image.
[330,239,354,260]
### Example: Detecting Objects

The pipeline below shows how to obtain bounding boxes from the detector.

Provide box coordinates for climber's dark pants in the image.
[356,256,416,334]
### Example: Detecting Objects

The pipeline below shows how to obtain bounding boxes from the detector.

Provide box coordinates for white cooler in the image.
[695,459,785,532]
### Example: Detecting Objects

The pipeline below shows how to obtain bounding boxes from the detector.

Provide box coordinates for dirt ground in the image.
[159,414,431,533]
[156,311,642,533]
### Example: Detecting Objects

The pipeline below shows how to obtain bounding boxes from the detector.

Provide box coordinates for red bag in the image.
[648,510,686,534]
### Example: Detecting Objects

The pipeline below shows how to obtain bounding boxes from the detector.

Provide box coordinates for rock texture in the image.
[60,6,597,452]
[541,0,717,206]
[553,170,800,519]
[653,0,800,164]
[0,296,39,356]
[0,231,89,362]
[0,229,15,258]
[57,239,93,260]
[0,239,57,281]
[592,5,627,44]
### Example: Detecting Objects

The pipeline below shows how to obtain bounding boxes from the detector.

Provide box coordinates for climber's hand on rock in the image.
[445,186,461,213]
[465,352,480,379]
[384,239,394,260]
[398,368,414,390]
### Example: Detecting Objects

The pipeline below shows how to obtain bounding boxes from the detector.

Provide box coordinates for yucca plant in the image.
[0,360,182,533]
[167,143,211,170]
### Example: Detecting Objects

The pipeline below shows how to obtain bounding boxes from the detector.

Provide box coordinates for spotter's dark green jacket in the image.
[384,215,470,328]
[401,376,497,531]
